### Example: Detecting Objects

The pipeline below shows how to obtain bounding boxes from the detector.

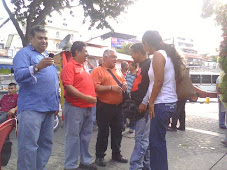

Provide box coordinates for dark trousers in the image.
[0,111,8,124]
[96,101,123,158]
[171,100,186,128]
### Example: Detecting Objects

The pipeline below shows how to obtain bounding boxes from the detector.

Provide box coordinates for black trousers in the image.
[96,101,123,158]
[171,100,187,128]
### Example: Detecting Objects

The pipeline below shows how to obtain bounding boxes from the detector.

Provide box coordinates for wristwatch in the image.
[34,65,39,72]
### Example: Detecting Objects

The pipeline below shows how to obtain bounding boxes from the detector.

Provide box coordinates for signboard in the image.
[111,38,136,49]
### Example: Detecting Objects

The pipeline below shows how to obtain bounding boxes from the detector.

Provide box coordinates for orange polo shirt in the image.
[61,58,96,108]
[91,65,126,105]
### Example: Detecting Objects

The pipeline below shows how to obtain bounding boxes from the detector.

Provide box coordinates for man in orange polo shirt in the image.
[91,49,128,167]
[61,41,97,170]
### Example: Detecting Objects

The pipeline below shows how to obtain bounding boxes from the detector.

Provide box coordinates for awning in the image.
[0,64,13,69]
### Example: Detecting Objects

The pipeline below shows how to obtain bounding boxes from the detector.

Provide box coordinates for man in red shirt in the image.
[0,83,18,124]
[61,41,97,170]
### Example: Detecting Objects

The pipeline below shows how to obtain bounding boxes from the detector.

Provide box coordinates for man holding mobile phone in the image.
[13,25,59,170]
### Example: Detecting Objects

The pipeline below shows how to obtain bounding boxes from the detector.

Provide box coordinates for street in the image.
[2,98,227,170]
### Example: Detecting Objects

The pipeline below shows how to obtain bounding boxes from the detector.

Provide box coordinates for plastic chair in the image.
[0,118,16,169]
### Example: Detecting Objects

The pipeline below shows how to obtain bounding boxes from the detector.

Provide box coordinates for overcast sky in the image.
[0,0,223,55]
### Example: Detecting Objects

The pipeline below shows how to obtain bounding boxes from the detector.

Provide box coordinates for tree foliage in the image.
[2,0,134,47]
[217,4,227,102]
[202,0,227,102]
[116,43,132,55]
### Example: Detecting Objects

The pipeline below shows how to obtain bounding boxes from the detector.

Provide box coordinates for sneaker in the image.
[77,163,97,170]
[95,157,106,167]
[129,129,134,133]
[112,154,128,163]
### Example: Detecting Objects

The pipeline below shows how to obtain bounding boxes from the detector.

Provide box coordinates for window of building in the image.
[201,75,211,84]
[212,75,219,84]
[191,75,200,84]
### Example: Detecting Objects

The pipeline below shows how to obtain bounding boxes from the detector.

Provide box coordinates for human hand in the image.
[138,103,147,114]
[54,110,59,118]
[149,103,155,119]
[85,96,97,104]
[122,83,128,91]
[111,85,123,94]
[36,57,54,70]
[8,108,16,115]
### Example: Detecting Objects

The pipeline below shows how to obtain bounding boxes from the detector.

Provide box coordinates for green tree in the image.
[2,0,134,47]
[116,43,132,55]
[201,0,227,102]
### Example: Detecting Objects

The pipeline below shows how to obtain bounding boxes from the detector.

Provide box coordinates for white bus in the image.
[189,72,219,102]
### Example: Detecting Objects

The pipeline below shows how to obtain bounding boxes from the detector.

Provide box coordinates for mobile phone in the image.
[49,53,54,58]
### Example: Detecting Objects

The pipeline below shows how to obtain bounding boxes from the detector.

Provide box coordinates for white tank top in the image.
[148,50,177,104]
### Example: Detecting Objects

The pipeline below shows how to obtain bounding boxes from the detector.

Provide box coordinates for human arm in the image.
[64,85,97,103]
[13,50,54,83]
[8,106,17,116]
[149,51,166,118]
[91,68,123,94]
[138,89,150,114]
[121,72,128,91]
[61,63,96,104]
[13,50,35,83]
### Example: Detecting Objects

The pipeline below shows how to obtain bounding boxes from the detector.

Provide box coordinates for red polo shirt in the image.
[61,58,96,108]
[0,93,18,112]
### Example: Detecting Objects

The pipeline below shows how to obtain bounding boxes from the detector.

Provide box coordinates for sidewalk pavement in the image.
[2,99,227,170]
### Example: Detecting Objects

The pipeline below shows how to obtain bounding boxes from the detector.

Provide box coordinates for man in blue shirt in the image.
[13,25,59,170]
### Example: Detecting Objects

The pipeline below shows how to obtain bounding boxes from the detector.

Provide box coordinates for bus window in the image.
[191,75,200,83]
[201,75,211,84]
[212,75,219,84]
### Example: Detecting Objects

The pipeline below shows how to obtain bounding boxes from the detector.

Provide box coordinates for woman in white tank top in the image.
[142,30,182,170]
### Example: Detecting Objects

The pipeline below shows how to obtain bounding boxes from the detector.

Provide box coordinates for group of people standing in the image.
[13,25,183,170]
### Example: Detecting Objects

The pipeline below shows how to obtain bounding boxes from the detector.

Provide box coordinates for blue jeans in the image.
[150,103,176,170]
[64,102,93,169]
[218,98,226,127]
[129,119,136,130]
[130,111,150,170]
[17,110,54,170]
[92,105,96,128]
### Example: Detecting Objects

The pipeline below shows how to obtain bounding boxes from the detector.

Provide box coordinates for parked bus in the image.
[189,72,219,102]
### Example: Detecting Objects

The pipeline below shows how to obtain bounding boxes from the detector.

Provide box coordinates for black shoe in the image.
[77,163,97,170]
[220,126,227,129]
[95,157,106,167]
[167,126,177,131]
[177,127,185,131]
[112,154,128,163]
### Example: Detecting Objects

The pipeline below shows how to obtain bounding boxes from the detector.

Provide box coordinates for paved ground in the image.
[2,98,227,170]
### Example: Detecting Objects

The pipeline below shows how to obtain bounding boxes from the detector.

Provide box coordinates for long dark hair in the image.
[142,30,182,80]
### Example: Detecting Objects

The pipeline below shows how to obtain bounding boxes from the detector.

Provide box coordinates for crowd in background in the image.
[0,25,226,170]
